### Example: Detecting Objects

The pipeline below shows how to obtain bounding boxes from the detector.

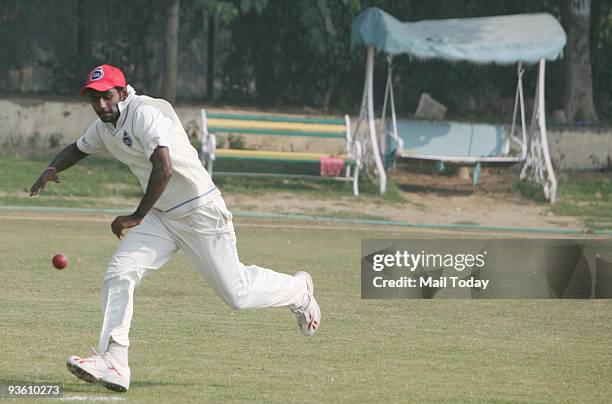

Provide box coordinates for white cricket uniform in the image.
[76,86,307,352]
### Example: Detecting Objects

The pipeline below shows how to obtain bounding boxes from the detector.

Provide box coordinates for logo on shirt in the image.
[122,130,133,147]
[90,66,105,81]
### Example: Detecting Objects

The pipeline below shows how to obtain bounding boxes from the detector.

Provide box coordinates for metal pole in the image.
[537,59,557,203]
[366,46,387,194]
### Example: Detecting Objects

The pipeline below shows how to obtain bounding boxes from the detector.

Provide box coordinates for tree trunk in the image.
[77,0,93,70]
[321,73,339,111]
[206,11,216,100]
[560,0,598,123]
[162,0,180,103]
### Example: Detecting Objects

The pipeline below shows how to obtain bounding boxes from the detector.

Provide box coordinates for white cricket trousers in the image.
[98,196,307,352]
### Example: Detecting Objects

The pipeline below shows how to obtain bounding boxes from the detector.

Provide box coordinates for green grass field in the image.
[3,154,611,232]
[0,211,610,403]
[0,154,403,208]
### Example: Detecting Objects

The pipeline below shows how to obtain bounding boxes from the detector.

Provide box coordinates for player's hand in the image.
[111,214,143,239]
[30,167,60,196]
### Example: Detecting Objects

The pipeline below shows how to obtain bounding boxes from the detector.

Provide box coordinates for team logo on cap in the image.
[90,66,105,81]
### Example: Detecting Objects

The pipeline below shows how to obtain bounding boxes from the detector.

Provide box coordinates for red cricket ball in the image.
[52,254,68,270]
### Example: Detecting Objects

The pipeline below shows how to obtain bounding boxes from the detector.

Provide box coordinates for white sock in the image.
[107,340,129,368]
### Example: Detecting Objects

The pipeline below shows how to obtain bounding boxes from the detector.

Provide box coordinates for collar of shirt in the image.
[118,84,137,115]
[106,84,136,133]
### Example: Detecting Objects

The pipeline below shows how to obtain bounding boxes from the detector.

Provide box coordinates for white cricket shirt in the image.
[77,86,220,218]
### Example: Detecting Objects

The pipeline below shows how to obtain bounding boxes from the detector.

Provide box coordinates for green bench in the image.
[200,110,363,195]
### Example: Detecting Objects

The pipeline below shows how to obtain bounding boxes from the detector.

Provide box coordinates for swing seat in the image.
[392,119,523,163]
[389,119,524,186]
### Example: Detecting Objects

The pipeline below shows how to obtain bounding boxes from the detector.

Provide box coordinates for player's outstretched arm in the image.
[30,142,89,196]
[111,146,172,239]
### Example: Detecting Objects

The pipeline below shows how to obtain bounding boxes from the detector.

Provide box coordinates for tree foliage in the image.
[220,0,362,109]
[0,0,610,122]
[591,0,612,121]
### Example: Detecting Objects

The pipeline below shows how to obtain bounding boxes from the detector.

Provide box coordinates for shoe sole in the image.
[66,361,97,383]
[66,361,128,393]
[100,380,128,393]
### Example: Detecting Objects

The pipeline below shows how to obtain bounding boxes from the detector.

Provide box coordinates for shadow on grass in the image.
[214,175,405,203]
[396,182,474,197]
[516,180,548,203]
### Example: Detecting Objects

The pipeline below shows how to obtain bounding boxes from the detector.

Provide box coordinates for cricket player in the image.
[29,64,320,392]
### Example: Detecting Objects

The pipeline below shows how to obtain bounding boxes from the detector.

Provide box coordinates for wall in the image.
[548,128,612,170]
[1,97,610,171]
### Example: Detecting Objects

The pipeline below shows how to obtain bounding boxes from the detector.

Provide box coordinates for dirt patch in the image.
[224,161,584,230]
[1,157,585,230]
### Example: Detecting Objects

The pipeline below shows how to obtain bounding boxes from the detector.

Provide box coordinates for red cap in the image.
[80,64,126,96]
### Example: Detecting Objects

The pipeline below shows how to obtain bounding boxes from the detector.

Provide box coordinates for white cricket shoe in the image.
[66,349,130,392]
[292,271,321,336]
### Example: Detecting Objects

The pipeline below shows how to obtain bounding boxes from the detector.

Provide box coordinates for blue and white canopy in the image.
[351,7,566,64]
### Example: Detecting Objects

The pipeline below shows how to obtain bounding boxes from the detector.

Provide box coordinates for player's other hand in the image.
[111,214,142,239]
[30,167,60,196]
